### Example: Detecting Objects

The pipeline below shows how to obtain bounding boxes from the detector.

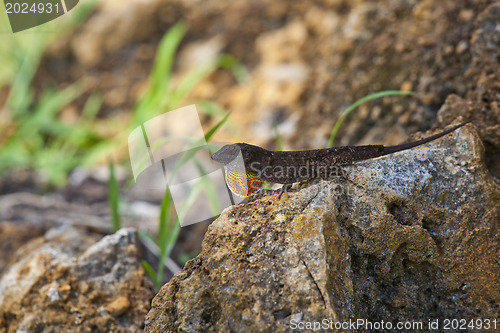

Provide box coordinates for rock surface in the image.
[145,122,499,332]
[0,227,154,332]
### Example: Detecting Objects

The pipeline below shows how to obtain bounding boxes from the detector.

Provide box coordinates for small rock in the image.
[106,296,131,316]
[0,227,154,332]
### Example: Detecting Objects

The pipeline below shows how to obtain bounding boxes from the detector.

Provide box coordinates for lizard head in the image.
[211,143,268,165]
[211,143,244,164]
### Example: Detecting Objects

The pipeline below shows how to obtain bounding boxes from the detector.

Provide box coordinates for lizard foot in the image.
[247,189,276,202]
[277,183,293,199]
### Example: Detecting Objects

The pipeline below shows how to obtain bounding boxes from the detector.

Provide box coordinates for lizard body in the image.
[212,120,471,197]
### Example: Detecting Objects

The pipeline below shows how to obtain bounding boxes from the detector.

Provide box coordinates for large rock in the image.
[145,122,499,332]
[0,227,154,332]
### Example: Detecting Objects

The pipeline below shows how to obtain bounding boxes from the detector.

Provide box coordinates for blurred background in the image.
[0,0,496,290]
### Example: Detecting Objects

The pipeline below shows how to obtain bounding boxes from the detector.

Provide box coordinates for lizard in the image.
[211,120,471,198]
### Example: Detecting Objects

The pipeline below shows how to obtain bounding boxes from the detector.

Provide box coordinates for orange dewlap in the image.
[225,170,268,197]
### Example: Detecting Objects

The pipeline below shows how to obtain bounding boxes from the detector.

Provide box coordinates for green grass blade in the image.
[196,100,227,117]
[82,93,102,121]
[151,22,186,93]
[133,22,187,125]
[108,161,121,232]
[166,59,218,108]
[138,230,157,245]
[326,90,415,148]
[155,188,179,288]
[205,112,230,142]
[193,159,220,215]
[217,54,249,83]
[166,53,247,109]
[16,83,82,139]
[6,57,37,118]
[142,260,158,284]
[274,124,283,151]
[198,100,242,137]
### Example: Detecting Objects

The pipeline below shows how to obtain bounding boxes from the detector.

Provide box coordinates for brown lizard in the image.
[211,120,471,198]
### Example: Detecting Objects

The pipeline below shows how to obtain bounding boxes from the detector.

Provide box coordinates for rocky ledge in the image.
[145,122,499,332]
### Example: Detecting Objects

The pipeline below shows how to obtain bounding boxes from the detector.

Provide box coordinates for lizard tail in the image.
[381,120,471,156]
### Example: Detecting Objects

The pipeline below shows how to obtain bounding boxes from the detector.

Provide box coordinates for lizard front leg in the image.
[277,183,293,199]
